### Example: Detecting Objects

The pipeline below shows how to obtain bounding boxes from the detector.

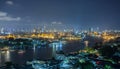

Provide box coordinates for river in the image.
[0,40,89,66]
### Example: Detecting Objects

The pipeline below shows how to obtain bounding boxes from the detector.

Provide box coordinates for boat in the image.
[18,50,25,54]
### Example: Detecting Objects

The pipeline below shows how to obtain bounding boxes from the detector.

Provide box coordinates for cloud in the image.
[0,17,21,21]
[51,21,62,25]
[58,22,62,24]
[0,11,21,21]
[0,11,7,16]
[51,21,57,24]
[6,1,14,5]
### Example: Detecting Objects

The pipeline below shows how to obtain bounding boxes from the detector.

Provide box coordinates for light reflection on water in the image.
[0,51,11,66]
[0,47,53,66]
[0,41,85,66]
[0,52,1,64]
[5,51,10,62]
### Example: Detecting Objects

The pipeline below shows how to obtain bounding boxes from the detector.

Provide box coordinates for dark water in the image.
[0,47,53,66]
[0,41,85,66]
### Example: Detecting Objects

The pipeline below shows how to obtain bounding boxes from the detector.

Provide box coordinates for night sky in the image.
[0,0,120,30]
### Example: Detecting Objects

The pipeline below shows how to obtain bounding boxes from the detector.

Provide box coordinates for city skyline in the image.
[0,0,120,30]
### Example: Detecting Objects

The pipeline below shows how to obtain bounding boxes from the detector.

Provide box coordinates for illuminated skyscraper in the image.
[1,28,4,34]
[89,27,93,32]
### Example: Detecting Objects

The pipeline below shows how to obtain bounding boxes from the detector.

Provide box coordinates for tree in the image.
[79,61,94,69]
[104,64,112,69]
[99,45,116,58]
[5,61,13,68]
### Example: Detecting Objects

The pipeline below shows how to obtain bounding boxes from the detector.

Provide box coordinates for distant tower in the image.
[84,41,89,47]
[41,25,46,32]
[33,28,37,33]
[1,28,4,34]
[44,25,46,32]
[97,27,99,32]
[89,27,93,32]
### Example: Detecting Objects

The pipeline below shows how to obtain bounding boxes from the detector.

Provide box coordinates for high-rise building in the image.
[1,28,4,34]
